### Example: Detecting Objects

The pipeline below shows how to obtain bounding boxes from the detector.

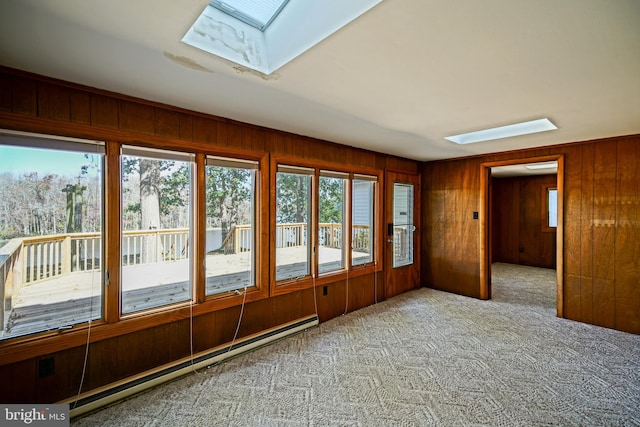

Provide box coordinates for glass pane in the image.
[275,171,310,281]
[318,175,345,273]
[205,162,255,295]
[393,183,414,268]
[548,188,558,228]
[210,0,289,31]
[121,150,192,314]
[0,142,103,340]
[352,179,374,266]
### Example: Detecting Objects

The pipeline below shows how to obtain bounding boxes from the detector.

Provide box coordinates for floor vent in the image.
[64,315,319,418]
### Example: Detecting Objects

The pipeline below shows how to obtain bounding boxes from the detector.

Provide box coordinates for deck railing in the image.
[221,223,371,254]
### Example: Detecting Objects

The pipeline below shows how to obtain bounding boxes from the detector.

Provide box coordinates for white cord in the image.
[189,297,199,374]
[227,285,248,354]
[73,260,97,409]
[312,272,319,321]
[374,261,378,304]
[343,267,349,315]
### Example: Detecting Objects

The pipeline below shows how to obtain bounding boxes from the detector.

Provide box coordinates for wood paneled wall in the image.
[421,137,640,334]
[0,67,417,404]
[491,174,557,268]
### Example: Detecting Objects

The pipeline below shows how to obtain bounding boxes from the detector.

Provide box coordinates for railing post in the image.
[62,236,72,275]
[156,230,162,262]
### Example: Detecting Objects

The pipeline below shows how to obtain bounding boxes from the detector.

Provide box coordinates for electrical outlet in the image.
[39,357,55,378]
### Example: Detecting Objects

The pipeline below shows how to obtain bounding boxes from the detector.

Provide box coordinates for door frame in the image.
[384,170,421,300]
[480,154,564,317]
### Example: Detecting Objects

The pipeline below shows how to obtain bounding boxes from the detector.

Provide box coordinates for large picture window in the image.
[205,157,257,296]
[0,132,104,340]
[120,147,193,314]
[275,166,312,281]
[318,171,346,274]
[352,175,376,266]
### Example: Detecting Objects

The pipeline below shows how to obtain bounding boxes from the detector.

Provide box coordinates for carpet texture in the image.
[72,263,640,426]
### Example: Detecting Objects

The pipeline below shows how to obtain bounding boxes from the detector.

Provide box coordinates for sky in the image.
[0,145,101,177]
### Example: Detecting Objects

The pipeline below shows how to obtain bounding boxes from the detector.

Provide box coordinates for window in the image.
[318,171,347,274]
[275,165,312,281]
[392,183,414,268]
[209,0,289,31]
[0,132,104,340]
[205,157,257,295]
[548,188,558,228]
[120,147,193,314]
[352,175,376,266]
[542,185,558,232]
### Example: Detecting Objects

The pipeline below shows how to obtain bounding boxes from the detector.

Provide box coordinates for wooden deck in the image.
[2,247,369,339]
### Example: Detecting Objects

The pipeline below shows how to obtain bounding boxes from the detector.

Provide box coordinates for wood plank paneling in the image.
[37,82,70,121]
[591,141,617,328]
[90,94,118,129]
[0,72,12,111]
[491,178,520,264]
[192,116,218,145]
[10,359,36,403]
[614,139,640,334]
[179,113,193,141]
[154,109,180,139]
[563,146,583,278]
[119,100,155,135]
[492,175,556,269]
[69,90,91,125]
[579,144,594,323]
[592,141,617,281]
[422,138,639,334]
[12,76,37,115]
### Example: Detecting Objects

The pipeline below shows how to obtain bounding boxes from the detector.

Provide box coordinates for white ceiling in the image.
[0,0,639,162]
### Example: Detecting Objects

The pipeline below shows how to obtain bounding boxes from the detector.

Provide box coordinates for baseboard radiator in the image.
[62,314,319,419]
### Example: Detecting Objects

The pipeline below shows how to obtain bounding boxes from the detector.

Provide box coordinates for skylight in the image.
[209,0,289,32]
[182,0,384,75]
[445,118,557,145]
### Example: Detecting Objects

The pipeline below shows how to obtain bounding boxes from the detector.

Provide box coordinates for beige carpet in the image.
[72,263,640,426]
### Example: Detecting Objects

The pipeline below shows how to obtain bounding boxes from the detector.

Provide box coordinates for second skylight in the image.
[445,118,557,145]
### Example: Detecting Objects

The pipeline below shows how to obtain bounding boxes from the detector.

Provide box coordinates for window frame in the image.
[0,126,383,361]
[273,163,315,288]
[0,130,107,341]
[270,156,382,296]
[203,155,259,298]
[541,184,558,233]
[119,145,195,317]
[318,170,348,276]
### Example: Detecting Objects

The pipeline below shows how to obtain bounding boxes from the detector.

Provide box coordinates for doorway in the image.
[480,155,564,317]
[384,171,421,299]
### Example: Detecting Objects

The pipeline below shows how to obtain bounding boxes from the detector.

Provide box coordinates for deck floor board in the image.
[2,247,369,339]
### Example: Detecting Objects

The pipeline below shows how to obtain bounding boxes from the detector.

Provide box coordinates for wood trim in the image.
[556,155,565,318]
[0,112,264,161]
[195,153,206,304]
[105,141,121,323]
[479,165,490,299]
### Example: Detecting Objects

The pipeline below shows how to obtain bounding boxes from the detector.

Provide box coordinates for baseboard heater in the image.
[61,314,319,419]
